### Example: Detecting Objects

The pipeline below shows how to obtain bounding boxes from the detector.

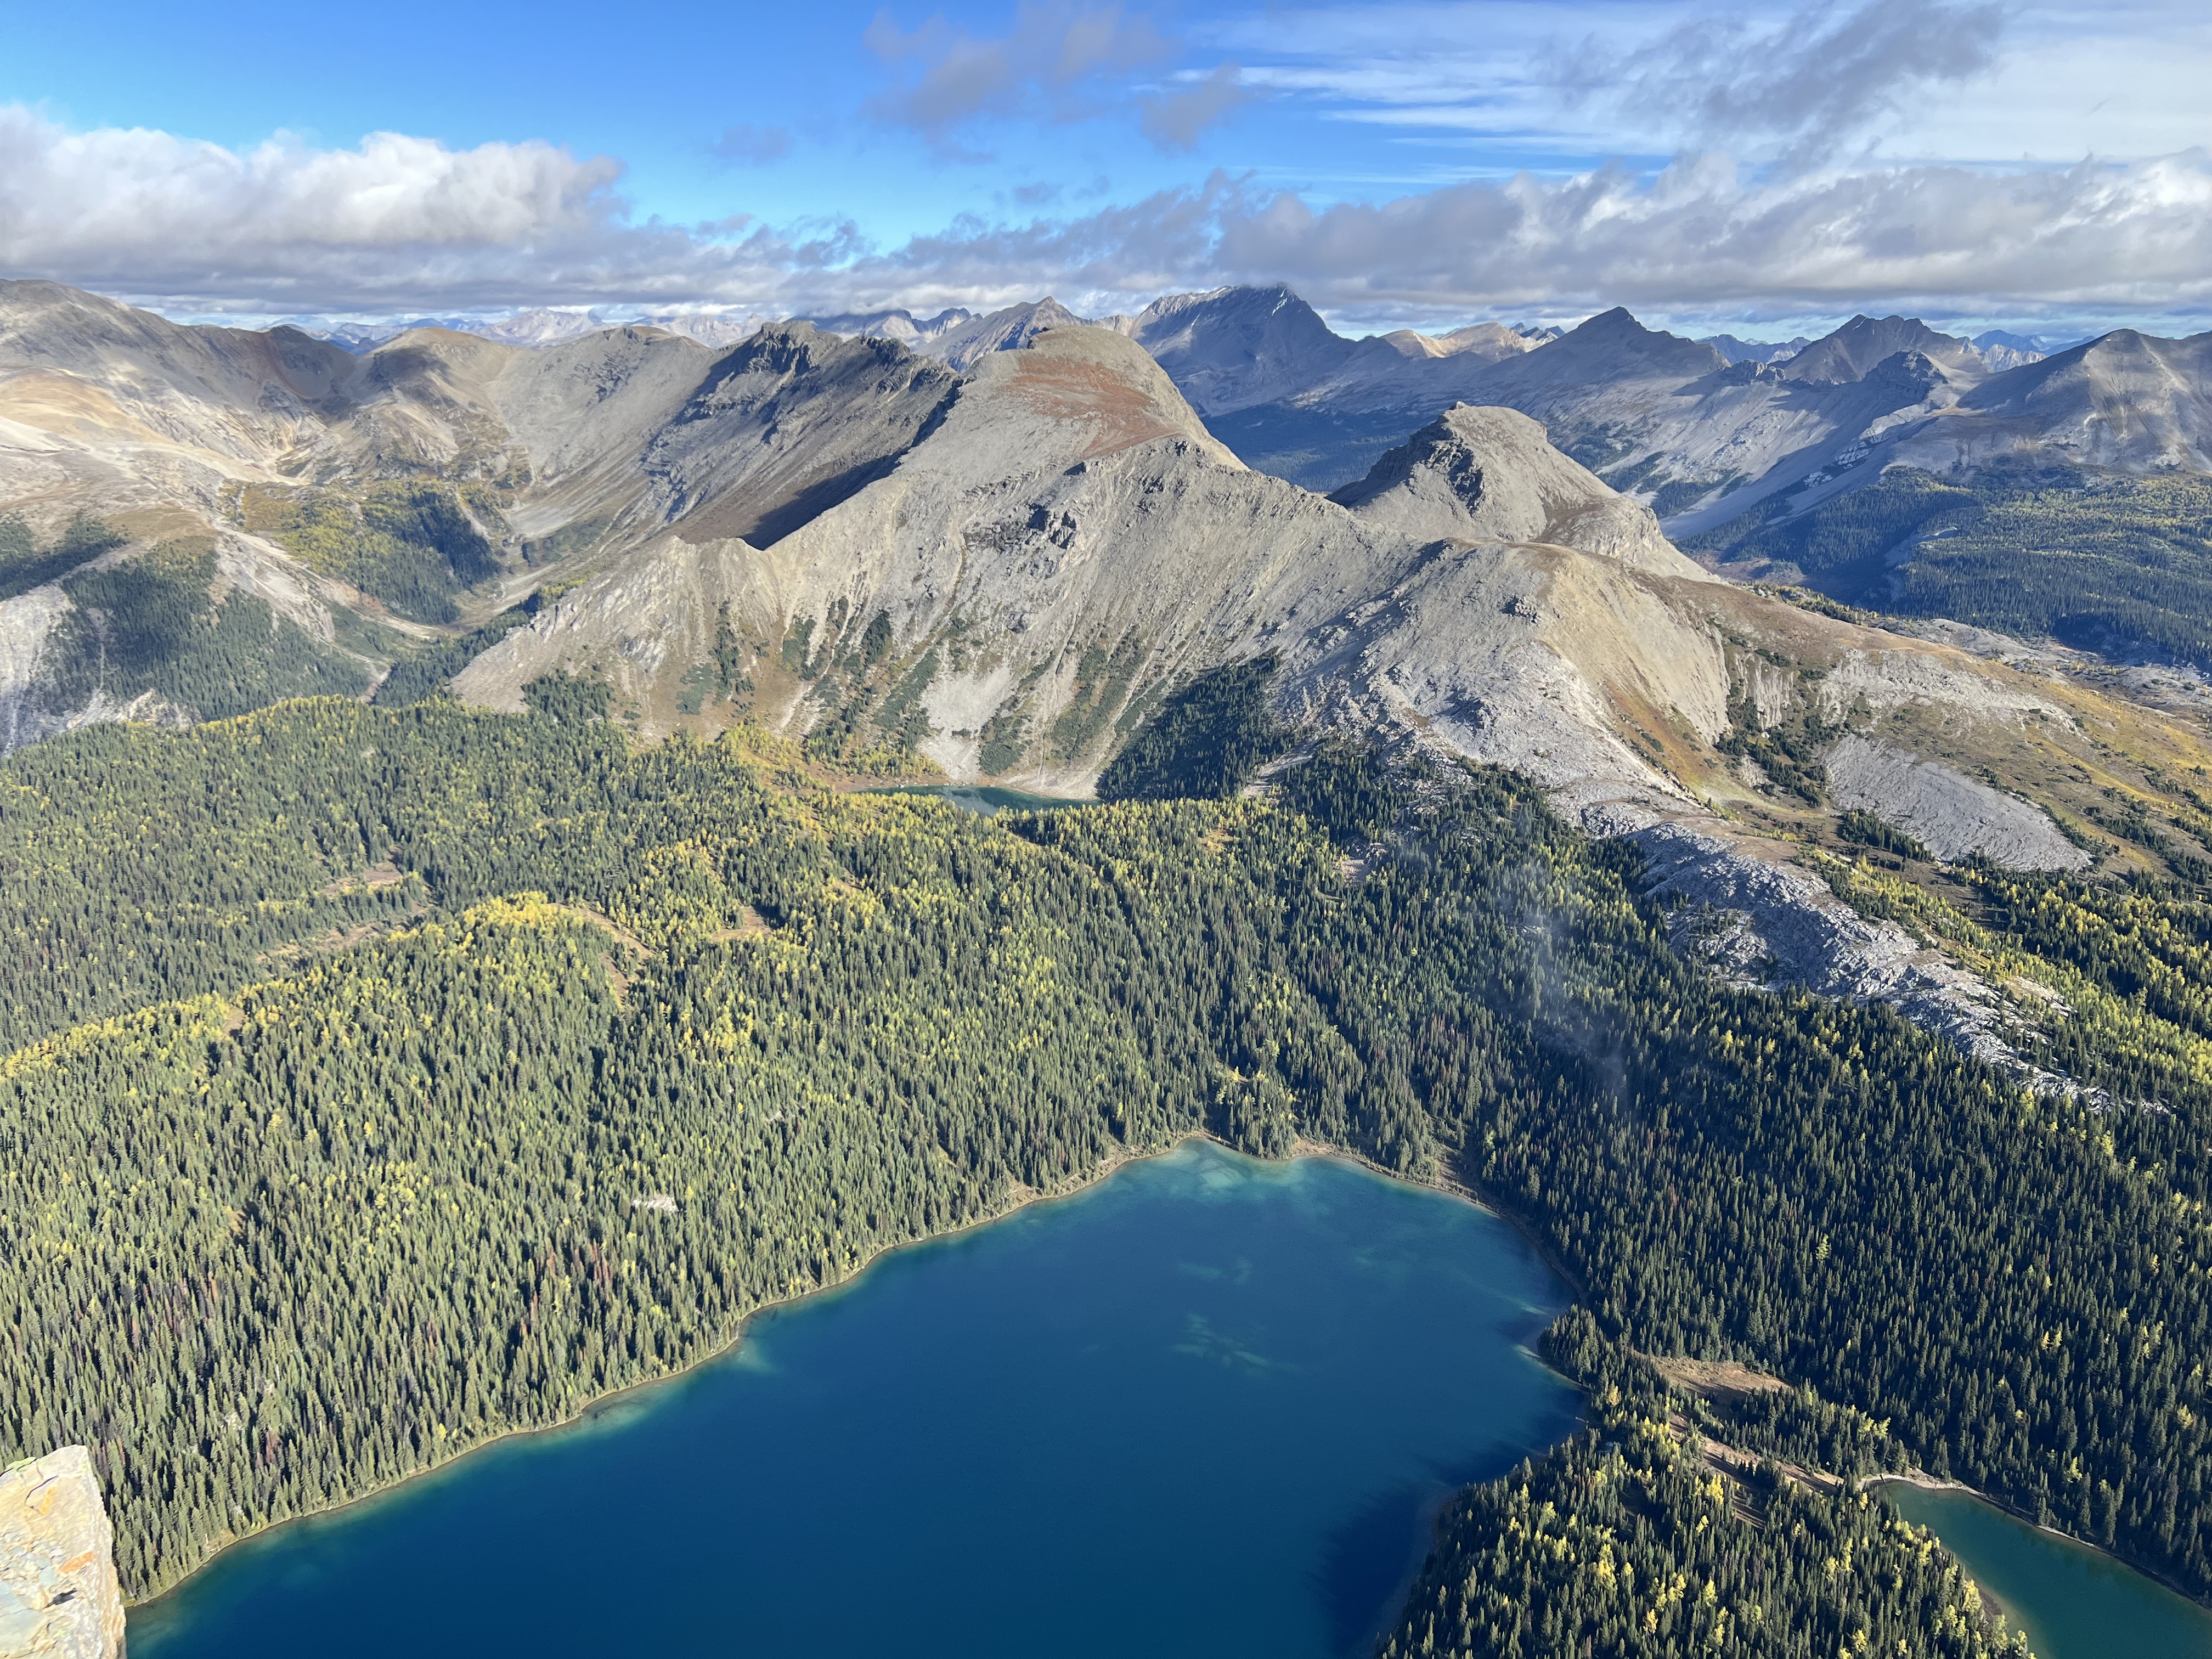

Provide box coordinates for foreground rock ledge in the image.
[0,1448,122,1659]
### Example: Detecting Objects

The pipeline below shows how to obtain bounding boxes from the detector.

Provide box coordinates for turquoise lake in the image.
[129,1142,1578,1658]
[1883,1483,2212,1658]
[863,782,1081,815]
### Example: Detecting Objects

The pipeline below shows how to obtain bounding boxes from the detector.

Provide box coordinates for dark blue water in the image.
[129,1143,1575,1658]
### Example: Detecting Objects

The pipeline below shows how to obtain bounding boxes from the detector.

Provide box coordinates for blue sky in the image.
[3,0,2209,336]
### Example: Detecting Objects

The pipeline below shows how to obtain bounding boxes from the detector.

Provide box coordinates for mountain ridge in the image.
[5,279,2206,919]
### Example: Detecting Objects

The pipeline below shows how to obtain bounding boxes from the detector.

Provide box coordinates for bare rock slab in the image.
[1826,734,2089,870]
[1,1449,123,1659]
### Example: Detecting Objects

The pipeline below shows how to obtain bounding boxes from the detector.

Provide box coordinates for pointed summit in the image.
[1781,315,1980,386]
[1329,403,1706,577]
[921,298,1088,371]
[1115,284,1357,415]
[1547,308,1728,376]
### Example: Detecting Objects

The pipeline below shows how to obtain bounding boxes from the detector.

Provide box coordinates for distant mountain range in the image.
[1701,334,1814,365]
[313,307,768,353]
[772,288,2154,543]
[0,278,2067,808]
[295,291,2089,524]
[4,274,2207,771]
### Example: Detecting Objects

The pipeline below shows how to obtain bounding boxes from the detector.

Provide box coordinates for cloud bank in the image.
[3,103,2210,328]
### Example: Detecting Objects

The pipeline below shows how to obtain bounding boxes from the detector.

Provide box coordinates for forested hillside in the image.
[14,538,370,731]
[4,695,2210,1647]
[1380,1313,2028,1658]
[1691,464,2212,665]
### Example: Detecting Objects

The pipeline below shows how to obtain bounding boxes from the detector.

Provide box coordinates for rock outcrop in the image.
[1612,814,2073,1090]
[1825,735,2090,870]
[0,1448,122,1659]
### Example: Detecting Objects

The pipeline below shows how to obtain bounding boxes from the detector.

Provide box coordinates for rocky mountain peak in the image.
[1458,309,1728,395]
[1970,329,2049,373]
[698,319,842,379]
[1556,308,1727,373]
[651,322,960,546]
[1114,284,1357,415]
[1328,403,1709,578]
[797,305,976,347]
[1780,314,1981,387]
[1434,321,1543,359]
[921,298,1090,371]
[1920,324,2212,471]
[927,323,1243,478]
[1701,332,1813,365]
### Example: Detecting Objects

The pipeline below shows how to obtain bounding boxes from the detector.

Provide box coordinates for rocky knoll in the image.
[0,1448,122,1659]
[1326,404,1696,576]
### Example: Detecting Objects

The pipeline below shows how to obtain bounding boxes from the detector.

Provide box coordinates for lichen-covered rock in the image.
[0,1448,123,1659]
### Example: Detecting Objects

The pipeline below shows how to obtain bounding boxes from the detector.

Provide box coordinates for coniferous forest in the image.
[1688,464,2212,667]
[6,691,2212,1652]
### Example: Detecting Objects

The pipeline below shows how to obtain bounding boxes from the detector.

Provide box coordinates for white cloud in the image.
[849,153,2212,324]
[0,112,619,257]
[862,2,1169,155]
[1876,21,2212,163]
[1211,0,2212,172]
[1141,64,1256,151]
[1548,0,2005,163]
[4,103,2211,331]
[0,104,836,314]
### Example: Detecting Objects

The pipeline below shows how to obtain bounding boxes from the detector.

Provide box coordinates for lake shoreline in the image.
[1867,1479,2030,1637]
[130,1128,1526,1620]
[140,1115,2212,1650]
[129,1136,1581,1659]
[125,1128,1189,1611]
[1879,1478,2212,1657]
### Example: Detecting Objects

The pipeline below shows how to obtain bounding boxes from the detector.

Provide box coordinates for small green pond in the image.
[863,782,1084,815]
[1882,1482,2212,1658]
